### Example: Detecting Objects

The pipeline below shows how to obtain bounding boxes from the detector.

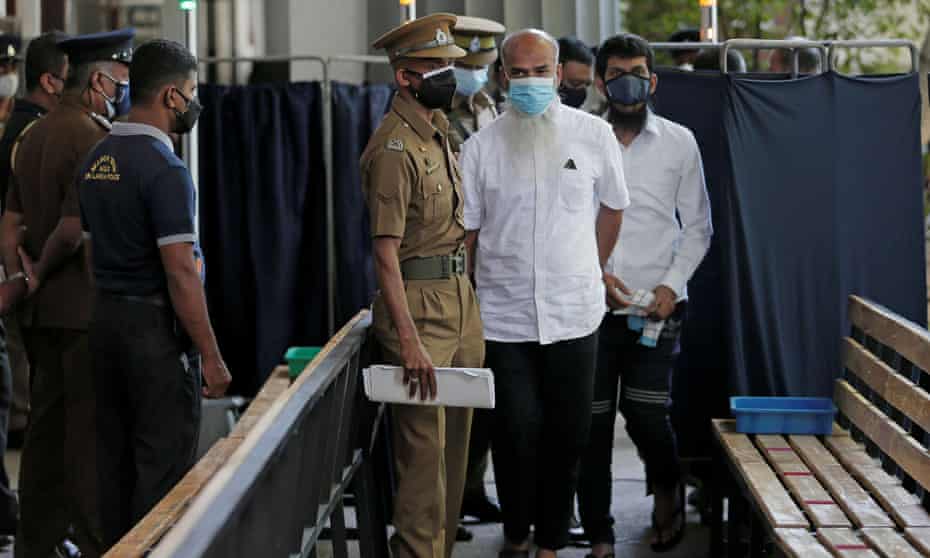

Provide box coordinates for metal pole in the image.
[700,0,717,42]
[400,0,415,23]
[323,59,335,336]
[183,3,200,234]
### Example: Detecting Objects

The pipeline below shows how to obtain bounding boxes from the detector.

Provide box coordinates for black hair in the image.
[25,31,67,92]
[557,36,594,67]
[129,39,197,104]
[773,47,822,74]
[693,49,747,73]
[595,33,654,80]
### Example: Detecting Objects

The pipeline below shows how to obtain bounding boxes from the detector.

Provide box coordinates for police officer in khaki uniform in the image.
[363,14,484,558]
[0,28,134,558]
[446,16,505,153]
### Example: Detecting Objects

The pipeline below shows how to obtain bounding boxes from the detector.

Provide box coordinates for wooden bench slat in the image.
[775,528,834,558]
[859,528,924,558]
[834,380,930,493]
[789,435,895,528]
[817,528,880,557]
[842,337,930,433]
[848,295,930,378]
[755,435,851,528]
[904,528,930,554]
[714,421,809,528]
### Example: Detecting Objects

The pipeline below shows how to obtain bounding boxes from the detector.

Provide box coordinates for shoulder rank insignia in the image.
[386,138,405,152]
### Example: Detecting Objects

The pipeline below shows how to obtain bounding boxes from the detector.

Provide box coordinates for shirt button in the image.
[437,184,443,191]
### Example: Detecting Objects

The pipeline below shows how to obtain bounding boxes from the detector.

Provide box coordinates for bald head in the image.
[501,29,559,71]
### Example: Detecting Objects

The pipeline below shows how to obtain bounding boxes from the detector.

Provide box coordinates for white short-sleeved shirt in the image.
[461,99,630,345]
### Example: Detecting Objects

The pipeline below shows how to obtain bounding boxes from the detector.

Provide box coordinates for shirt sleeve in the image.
[595,122,630,211]
[660,131,713,297]
[460,135,483,231]
[145,165,197,247]
[362,148,414,239]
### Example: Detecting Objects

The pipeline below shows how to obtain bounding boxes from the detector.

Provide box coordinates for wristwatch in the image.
[6,272,27,283]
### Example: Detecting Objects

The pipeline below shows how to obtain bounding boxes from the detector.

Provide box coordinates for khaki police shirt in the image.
[360,93,464,263]
[7,98,109,330]
[446,90,497,154]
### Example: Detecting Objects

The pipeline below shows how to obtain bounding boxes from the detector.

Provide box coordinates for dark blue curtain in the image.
[331,83,394,327]
[654,70,925,457]
[198,82,326,395]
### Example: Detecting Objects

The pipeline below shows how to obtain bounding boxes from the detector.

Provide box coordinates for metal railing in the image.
[148,311,388,558]
[652,38,918,77]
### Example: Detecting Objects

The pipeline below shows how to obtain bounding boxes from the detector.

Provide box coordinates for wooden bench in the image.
[710,296,930,557]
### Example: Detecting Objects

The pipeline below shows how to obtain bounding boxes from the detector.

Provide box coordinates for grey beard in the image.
[608,104,648,135]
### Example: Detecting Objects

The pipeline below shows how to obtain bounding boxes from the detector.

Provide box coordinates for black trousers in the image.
[487,332,598,551]
[90,294,201,550]
[578,306,686,545]
[0,318,17,531]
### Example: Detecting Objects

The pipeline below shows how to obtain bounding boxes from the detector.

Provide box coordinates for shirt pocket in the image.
[419,173,453,224]
[559,168,593,212]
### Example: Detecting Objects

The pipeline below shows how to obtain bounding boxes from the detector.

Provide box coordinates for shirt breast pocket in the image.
[559,168,594,212]
[420,173,452,224]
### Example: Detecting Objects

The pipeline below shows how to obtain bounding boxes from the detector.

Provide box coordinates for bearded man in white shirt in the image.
[576,34,713,556]
[460,29,630,558]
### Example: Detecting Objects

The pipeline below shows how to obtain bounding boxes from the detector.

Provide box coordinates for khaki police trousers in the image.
[373,275,484,558]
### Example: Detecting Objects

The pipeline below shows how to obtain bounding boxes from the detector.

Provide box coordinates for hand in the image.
[0,281,22,315]
[603,272,632,310]
[202,354,232,398]
[400,335,437,401]
[648,285,677,321]
[17,247,39,296]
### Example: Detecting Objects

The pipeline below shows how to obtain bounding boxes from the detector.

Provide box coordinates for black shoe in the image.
[461,496,502,524]
[7,429,24,450]
[456,525,474,542]
[54,539,82,558]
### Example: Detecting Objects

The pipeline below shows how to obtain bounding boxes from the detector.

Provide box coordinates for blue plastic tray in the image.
[730,396,836,435]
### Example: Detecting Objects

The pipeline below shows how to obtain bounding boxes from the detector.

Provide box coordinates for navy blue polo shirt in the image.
[79,122,197,296]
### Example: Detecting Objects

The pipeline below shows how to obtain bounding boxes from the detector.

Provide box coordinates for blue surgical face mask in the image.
[99,72,130,120]
[454,66,488,97]
[508,76,556,116]
[605,73,651,106]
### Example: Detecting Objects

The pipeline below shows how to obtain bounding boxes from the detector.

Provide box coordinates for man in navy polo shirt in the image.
[76,38,231,549]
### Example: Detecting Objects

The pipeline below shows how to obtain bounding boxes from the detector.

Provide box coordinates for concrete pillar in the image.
[421,0,464,14]
[541,0,574,39]
[504,0,541,31]
[18,0,40,38]
[464,0,503,23]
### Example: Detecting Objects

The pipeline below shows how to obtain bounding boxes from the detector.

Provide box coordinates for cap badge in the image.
[469,36,480,53]
[435,29,448,45]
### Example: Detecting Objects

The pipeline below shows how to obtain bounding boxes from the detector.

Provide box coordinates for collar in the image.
[642,109,660,136]
[12,98,47,117]
[391,93,447,141]
[110,121,174,150]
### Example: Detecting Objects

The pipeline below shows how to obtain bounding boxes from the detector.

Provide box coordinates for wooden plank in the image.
[817,528,880,557]
[713,419,765,464]
[824,431,930,528]
[741,462,809,528]
[755,435,851,528]
[834,380,930,493]
[789,435,895,528]
[848,295,930,378]
[842,337,930,433]
[228,365,291,440]
[904,528,930,555]
[860,528,924,558]
[106,437,239,557]
[775,528,834,558]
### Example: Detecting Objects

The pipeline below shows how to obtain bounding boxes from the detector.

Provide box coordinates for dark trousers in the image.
[462,407,493,504]
[0,319,17,531]
[487,332,598,551]
[578,307,686,545]
[90,295,201,550]
[16,327,100,558]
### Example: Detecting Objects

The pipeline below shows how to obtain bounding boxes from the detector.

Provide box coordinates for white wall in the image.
[287,0,368,83]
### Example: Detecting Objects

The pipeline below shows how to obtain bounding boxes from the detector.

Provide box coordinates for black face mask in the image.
[558,85,587,109]
[172,88,203,135]
[405,66,456,110]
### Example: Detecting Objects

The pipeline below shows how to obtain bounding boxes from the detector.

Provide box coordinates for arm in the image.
[161,242,230,398]
[26,217,82,291]
[465,230,478,277]
[0,211,26,310]
[596,122,633,307]
[596,206,623,269]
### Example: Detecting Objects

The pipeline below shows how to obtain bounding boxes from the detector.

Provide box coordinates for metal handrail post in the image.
[720,38,828,74]
[322,58,336,336]
[826,39,919,74]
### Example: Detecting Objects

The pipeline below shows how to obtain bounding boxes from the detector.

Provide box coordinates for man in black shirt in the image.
[0,30,67,539]
[78,38,231,550]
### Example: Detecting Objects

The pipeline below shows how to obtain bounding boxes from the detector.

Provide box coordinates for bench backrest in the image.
[840,295,930,506]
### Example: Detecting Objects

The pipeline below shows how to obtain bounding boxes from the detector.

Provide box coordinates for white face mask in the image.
[0,74,18,98]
